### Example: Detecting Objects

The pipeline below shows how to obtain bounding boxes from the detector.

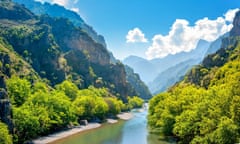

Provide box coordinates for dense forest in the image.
[5,77,143,143]
[148,11,240,144]
[0,1,145,143]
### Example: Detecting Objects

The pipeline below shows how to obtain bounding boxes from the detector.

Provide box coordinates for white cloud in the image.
[52,0,69,6]
[225,8,239,22]
[146,8,239,60]
[71,7,80,14]
[126,28,148,43]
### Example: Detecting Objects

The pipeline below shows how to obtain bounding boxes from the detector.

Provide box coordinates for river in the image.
[50,108,175,144]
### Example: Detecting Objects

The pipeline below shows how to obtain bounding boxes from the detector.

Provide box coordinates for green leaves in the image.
[6,75,31,106]
[0,122,12,144]
[148,43,240,143]
[127,96,144,109]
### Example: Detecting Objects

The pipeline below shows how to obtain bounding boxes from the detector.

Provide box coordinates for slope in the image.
[148,10,240,144]
[0,0,136,102]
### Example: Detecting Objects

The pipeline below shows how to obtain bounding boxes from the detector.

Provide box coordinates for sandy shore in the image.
[32,112,134,144]
[117,112,134,120]
[33,123,101,144]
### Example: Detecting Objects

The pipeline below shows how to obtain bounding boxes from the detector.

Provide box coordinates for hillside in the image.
[0,1,148,143]
[148,10,240,144]
[13,0,106,47]
[0,0,141,101]
[124,65,152,99]
[12,0,151,100]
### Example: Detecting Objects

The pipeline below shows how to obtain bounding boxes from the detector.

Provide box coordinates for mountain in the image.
[149,58,201,94]
[12,0,150,100]
[148,10,240,144]
[0,1,151,143]
[150,39,210,73]
[147,40,210,93]
[123,55,157,83]
[124,39,210,93]
[124,65,152,99]
[0,0,140,101]
[205,32,229,56]
[13,0,106,47]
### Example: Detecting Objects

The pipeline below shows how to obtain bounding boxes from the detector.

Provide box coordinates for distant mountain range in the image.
[124,35,229,94]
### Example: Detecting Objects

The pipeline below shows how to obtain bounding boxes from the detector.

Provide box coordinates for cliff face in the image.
[13,0,107,47]
[125,65,152,99]
[0,89,13,133]
[230,11,240,37]
[0,1,138,102]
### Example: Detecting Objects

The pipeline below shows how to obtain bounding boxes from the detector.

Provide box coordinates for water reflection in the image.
[51,109,173,144]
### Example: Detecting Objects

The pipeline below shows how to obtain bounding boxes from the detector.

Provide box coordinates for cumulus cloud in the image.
[126,28,148,43]
[225,8,239,22]
[146,8,239,59]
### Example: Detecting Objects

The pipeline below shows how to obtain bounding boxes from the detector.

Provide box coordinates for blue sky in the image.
[37,0,240,60]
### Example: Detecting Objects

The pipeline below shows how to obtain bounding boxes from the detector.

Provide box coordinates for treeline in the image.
[0,76,144,144]
[148,43,240,143]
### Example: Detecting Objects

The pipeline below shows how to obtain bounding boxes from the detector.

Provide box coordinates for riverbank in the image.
[32,112,133,144]
[33,123,101,144]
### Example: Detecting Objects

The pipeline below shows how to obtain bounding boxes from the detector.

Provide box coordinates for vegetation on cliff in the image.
[148,11,240,143]
[0,1,146,143]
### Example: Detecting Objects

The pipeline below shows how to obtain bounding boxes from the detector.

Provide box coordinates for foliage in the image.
[127,96,144,109]
[55,80,79,100]
[0,122,12,144]
[6,75,31,106]
[148,41,240,143]
[104,97,122,115]
[73,95,108,120]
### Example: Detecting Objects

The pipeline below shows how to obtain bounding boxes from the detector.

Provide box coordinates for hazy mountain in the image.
[151,39,210,72]
[149,58,201,94]
[124,65,152,99]
[124,39,210,93]
[205,32,229,56]
[123,56,158,83]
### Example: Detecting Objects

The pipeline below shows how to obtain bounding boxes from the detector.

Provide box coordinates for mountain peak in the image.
[230,10,240,36]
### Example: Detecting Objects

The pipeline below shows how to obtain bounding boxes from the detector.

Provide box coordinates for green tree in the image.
[73,96,95,120]
[104,97,122,115]
[13,107,40,143]
[55,80,79,100]
[0,122,12,144]
[212,117,239,144]
[128,96,144,109]
[6,76,31,106]
[93,97,109,120]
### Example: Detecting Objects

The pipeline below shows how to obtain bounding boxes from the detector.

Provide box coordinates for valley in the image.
[0,0,239,144]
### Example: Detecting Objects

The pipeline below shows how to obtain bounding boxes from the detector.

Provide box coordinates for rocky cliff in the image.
[230,10,240,37]
[13,0,106,47]
[0,1,137,103]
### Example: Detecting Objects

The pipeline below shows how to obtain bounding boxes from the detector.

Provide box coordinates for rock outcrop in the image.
[230,10,240,37]
[0,88,13,133]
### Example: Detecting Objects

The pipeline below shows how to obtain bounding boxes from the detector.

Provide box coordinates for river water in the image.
[51,109,174,144]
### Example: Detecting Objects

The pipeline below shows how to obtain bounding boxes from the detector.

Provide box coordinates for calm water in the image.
[51,109,174,144]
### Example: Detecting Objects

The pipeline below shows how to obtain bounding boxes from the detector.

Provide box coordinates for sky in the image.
[36,0,240,60]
